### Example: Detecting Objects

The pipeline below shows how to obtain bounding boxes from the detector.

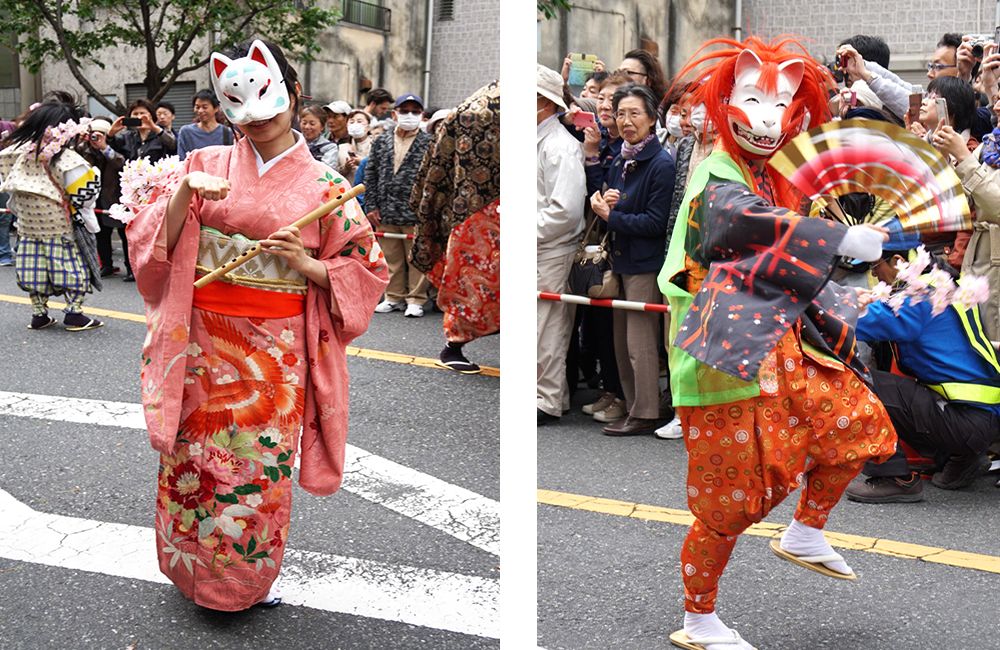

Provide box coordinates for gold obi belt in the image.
[193,227,316,318]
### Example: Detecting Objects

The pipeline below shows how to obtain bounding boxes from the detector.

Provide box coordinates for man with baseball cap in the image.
[536,63,585,425]
[322,100,352,144]
[364,92,433,318]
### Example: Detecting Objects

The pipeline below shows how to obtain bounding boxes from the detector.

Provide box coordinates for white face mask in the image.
[396,113,422,131]
[665,112,683,138]
[347,123,368,139]
[689,104,707,133]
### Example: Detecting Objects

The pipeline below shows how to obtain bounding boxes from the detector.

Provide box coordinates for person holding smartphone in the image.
[107,98,177,165]
[910,76,976,144]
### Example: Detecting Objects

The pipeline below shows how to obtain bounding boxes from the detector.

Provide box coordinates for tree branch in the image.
[34,1,123,113]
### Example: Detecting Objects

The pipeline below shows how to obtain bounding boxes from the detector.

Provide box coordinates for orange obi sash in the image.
[192,228,312,318]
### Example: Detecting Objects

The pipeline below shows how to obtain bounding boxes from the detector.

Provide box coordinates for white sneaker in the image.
[375,300,403,313]
[654,415,684,439]
[404,304,424,318]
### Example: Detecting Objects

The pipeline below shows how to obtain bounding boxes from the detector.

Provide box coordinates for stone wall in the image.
[537,0,734,82]
[429,0,500,108]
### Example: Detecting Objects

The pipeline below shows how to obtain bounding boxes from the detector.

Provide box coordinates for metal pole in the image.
[734,0,743,41]
[423,0,434,103]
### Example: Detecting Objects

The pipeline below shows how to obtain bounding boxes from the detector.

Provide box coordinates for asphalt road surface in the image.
[538,380,1000,650]
[0,254,499,650]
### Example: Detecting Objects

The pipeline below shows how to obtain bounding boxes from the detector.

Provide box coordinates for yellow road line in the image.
[538,488,1000,575]
[0,293,499,377]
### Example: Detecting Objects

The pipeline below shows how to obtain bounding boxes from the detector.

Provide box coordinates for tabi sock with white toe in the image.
[780,519,853,575]
[684,612,732,641]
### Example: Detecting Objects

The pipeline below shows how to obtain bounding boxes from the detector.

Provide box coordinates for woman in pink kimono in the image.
[127,39,387,611]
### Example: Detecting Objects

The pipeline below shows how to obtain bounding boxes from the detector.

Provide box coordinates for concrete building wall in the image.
[537,0,734,82]
[745,0,997,86]
[429,0,501,108]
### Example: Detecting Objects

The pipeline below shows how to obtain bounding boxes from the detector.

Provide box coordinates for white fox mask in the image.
[210,40,290,125]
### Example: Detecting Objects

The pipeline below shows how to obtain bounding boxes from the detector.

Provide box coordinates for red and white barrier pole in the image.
[373,231,415,240]
[537,291,670,313]
[0,207,111,214]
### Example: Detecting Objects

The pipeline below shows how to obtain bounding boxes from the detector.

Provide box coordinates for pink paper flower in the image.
[865,246,989,318]
[953,275,990,307]
[108,155,183,223]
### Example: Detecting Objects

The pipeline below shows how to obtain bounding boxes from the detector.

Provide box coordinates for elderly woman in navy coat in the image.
[590,84,675,436]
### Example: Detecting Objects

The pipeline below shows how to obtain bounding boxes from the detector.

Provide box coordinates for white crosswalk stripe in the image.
[0,390,499,555]
[0,390,499,638]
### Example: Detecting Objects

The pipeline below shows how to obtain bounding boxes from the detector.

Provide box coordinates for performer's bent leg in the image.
[678,400,792,614]
[794,460,865,529]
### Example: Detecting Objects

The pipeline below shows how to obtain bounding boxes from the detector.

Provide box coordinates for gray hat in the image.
[537,64,567,111]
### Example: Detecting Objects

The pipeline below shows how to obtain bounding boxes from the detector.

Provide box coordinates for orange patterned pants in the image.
[677,329,896,613]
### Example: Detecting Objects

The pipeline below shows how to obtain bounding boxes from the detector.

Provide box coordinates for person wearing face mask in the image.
[364,93,433,318]
[655,85,715,440]
[126,38,387,612]
[338,109,373,181]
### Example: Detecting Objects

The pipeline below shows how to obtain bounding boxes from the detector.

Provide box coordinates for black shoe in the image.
[63,312,104,331]
[537,408,559,426]
[845,473,924,503]
[100,266,119,277]
[28,314,56,330]
[122,272,135,282]
[437,344,481,374]
[931,454,989,490]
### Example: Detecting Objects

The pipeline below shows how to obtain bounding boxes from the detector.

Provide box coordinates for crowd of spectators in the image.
[0,86,457,323]
[537,32,1000,500]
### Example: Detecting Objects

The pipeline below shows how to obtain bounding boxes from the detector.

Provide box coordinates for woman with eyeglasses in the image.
[617,49,668,112]
[589,84,675,436]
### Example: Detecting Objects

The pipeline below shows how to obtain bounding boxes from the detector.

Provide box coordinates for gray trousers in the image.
[537,254,576,416]
[613,273,662,419]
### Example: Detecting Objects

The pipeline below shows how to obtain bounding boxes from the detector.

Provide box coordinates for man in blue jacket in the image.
[846,248,1000,503]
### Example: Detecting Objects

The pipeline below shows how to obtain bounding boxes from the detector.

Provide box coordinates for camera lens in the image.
[973,43,985,58]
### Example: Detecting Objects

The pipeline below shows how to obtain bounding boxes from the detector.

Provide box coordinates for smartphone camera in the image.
[122,117,141,128]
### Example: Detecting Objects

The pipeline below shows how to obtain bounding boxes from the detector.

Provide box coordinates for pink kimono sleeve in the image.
[126,152,207,454]
[299,191,388,496]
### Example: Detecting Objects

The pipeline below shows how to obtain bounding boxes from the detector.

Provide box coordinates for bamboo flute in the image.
[193,183,365,288]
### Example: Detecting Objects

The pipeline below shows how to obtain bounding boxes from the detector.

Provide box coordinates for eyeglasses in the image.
[396,109,422,115]
[926,63,957,72]
[619,69,648,80]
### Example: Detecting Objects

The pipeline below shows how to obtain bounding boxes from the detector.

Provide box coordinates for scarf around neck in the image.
[621,132,656,179]
[621,132,656,160]
[981,126,1000,168]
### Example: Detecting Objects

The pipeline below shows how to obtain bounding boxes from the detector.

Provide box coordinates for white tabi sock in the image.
[683,612,754,650]
[780,518,853,575]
